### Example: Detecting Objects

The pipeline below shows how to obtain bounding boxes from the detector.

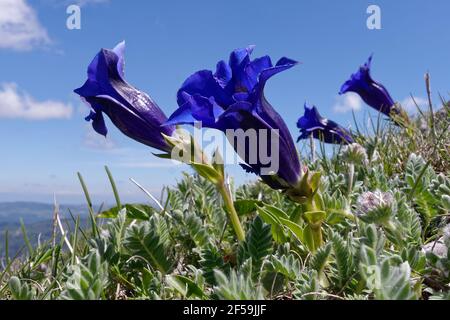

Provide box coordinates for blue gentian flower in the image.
[165,46,302,189]
[339,55,396,117]
[74,42,175,152]
[297,104,354,144]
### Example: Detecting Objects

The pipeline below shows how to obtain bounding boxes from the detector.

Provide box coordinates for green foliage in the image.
[404,154,439,221]
[360,246,417,300]
[293,270,320,300]
[60,250,109,300]
[199,245,227,286]
[8,277,35,300]
[213,269,264,300]
[269,254,303,280]
[123,216,173,274]
[238,216,273,277]
[329,232,356,290]
[310,242,332,273]
[1,108,449,300]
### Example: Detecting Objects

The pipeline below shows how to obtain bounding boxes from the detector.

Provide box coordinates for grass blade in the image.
[105,165,122,209]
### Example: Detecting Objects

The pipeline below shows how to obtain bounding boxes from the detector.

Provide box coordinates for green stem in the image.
[311,223,323,251]
[305,199,323,251]
[347,163,354,199]
[217,181,245,242]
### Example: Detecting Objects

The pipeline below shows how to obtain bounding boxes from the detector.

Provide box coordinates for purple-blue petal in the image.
[177,70,232,107]
[166,93,224,128]
[88,96,171,152]
[297,104,354,144]
[340,55,395,116]
[74,42,174,152]
[214,60,232,88]
[85,108,108,137]
[167,46,302,189]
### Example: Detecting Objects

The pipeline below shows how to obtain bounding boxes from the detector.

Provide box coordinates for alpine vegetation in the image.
[1,43,449,301]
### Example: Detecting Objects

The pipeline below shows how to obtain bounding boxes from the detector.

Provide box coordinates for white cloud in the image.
[0,83,73,120]
[332,93,363,114]
[0,0,50,51]
[400,96,428,114]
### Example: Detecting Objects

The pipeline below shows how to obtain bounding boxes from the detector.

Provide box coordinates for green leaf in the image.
[234,199,263,216]
[213,270,264,300]
[330,232,355,289]
[124,218,173,274]
[256,205,287,243]
[360,246,417,300]
[8,277,34,300]
[98,207,121,219]
[270,254,302,280]
[166,275,207,299]
[310,242,332,273]
[60,250,109,300]
[293,270,320,300]
[190,162,222,185]
[184,211,209,247]
[262,205,290,220]
[304,210,327,224]
[278,217,304,242]
[199,245,227,286]
[125,204,153,220]
[239,216,273,277]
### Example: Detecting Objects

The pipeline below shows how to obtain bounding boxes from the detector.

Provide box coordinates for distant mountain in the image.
[0,202,98,260]
[0,202,97,224]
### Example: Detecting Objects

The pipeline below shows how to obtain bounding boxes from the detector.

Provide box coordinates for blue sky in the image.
[0,0,449,204]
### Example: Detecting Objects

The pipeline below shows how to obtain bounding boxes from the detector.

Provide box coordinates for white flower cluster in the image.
[340,143,369,166]
[357,190,394,216]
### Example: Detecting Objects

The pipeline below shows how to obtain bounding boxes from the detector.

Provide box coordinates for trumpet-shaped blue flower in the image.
[340,55,396,117]
[297,104,354,144]
[165,46,302,189]
[74,42,174,152]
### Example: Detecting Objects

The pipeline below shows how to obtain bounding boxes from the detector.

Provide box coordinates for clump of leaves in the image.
[0,100,449,300]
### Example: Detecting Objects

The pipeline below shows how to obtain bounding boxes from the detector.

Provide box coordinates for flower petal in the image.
[75,42,174,152]
[166,92,224,128]
[89,96,171,151]
[177,70,232,108]
[340,55,395,116]
[297,104,354,144]
[85,107,108,137]
[214,60,232,87]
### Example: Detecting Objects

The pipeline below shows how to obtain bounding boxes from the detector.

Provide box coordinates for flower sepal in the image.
[390,103,411,128]
[190,162,224,185]
[192,148,225,186]
[160,132,225,186]
[160,131,207,165]
[303,210,327,225]
[285,169,322,204]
